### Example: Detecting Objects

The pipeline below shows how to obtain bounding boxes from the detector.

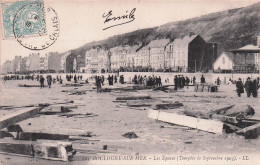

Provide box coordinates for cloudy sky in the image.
[0,0,259,64]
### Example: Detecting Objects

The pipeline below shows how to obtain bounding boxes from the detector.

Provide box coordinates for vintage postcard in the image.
[0,0,260,164]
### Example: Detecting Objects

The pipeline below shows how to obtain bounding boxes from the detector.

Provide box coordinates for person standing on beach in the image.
[217,77,221,85]
[40,76,45,88]
[193,76,196,85]
[244,77,253,97]
[236,78,244,97]
[47,75,52,88]
[201,75,205,83]
[252,78,258,98]
[174,75,178,90]
[74,75,77,83]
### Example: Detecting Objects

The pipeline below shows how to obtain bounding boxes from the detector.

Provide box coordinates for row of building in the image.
[2,33,260,74]
[80,32,217,73]
[1,51,71,74]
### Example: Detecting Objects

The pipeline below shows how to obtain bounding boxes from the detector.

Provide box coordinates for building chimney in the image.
[257,36,260,47]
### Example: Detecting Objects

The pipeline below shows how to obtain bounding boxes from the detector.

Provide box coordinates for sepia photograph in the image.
[0,0,260,164]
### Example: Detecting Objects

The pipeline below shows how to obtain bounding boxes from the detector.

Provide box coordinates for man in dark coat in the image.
[193,76,196,85]
[236,78,244,97]
[40,76,45,88]
[217,77,221,85]
[47,75,52,88]
[174,75,178,90]
[185,77,190,88]
[244,77,253,97]
[181,75,185,88]
[74,75,77,83]
[201,75,206,83]
[252,79,258,98]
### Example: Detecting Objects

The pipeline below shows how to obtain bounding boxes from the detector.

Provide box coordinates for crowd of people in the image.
[236,77,259,97]
[66,75,83,83]
[2,75,34,80]
[95,75,125,92]
[2,73,259,97]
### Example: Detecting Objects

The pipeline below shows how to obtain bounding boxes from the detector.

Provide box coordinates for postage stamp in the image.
[1,0,46,39]
[15,5,60,50]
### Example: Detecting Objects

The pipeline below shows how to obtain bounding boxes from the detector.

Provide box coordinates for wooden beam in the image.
[236,123,260,139]
[116,95,152,100]
[148,109,224,134]
[0,107,44,129]
[151,102,183,110]
[211,114,238,124]
[209,105,235,115]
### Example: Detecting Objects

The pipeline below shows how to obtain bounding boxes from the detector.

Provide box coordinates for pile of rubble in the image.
[148,104,260,139]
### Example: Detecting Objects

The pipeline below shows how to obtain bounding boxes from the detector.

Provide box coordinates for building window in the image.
[222,57,225,64]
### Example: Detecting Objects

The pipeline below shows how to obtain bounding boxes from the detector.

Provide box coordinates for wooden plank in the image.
[236,123,260,139]
[116,95,152,100]
[0,107,44,129]
[225,105,255,117]
[0,139,33,156]
[18,84,41,87]
[209,105,235,115]
[151,102,183,110]
[18,132,69,141]
[148,109,224,134]
[211,114,238,124]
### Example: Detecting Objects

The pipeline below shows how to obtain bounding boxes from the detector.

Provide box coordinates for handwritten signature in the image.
[102,8,136,30]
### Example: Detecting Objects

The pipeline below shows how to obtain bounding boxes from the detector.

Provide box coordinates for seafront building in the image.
[2,34,260,74]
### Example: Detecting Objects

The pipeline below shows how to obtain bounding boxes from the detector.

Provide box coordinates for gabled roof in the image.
[172,34,199,46]
[230,44,260,53]
[146,39,170,48]
[110,45,141,54]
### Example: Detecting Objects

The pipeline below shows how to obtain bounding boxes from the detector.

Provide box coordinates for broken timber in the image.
[236,123,260,139]
[0,139,76,161]
[151,102,183,110]
[0,107,45,129]
[116,95,152,100]
[148,109,224,134]
[18,84,41,87]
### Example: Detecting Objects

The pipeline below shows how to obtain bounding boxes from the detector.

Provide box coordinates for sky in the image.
[1,0,259,64]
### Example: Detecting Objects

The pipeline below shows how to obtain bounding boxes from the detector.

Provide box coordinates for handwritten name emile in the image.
[102,8,136,30]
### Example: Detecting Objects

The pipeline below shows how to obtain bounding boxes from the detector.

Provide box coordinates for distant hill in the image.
[71,2,260,58]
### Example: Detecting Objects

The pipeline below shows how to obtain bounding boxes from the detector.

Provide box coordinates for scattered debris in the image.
[184,141,192,144]
[123,132,138,139]
[225,105,255,117]
[236,123,260,139]
[61,83,83,87]
[103,145,108,150]
[116,95,152,100]
[0,139,76,161]
[151,101,183,110]
[18,84,41,87]
[209,105,235,115]
[59,113,98,118]
[194,84,218,92]
[126,99,156,107]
